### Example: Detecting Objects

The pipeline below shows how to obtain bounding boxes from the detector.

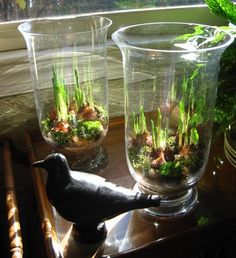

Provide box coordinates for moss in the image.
[50,131,70,145]
[158,161,183,178]
[129,145,152,172]
[180,150,203,173]
[81,120,103,140]
[41,117,52,134]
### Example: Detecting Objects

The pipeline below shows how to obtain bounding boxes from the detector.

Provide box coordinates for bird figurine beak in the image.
[32,160,45,168]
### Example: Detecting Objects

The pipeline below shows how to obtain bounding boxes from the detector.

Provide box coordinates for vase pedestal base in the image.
[134,184,198,221]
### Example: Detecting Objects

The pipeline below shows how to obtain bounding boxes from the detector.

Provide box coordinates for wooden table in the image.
[24,117,236,258]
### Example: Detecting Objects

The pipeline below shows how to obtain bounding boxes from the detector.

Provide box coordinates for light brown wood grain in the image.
[3,140,23,258]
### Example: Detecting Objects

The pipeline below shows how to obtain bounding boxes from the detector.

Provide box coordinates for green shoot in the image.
[178,94,200,147]
[178,100,185,147]
[140,106,147,134]
[157,107,162,132]
[177,65,204,148]
[190,65,201,80]
[151,120,157,149]
[83,64,94,108]
[74,69,86,109]
[41,64,108,148]
[132,106,147,137]
[151,108,167,150]
[190,128,199,145]
[184,131,189,146]
[169,81,177,103]
[181,77,188,98]
[52,66,68,121]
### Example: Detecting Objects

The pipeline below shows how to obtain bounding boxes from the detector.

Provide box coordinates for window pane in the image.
[0,0,204,22]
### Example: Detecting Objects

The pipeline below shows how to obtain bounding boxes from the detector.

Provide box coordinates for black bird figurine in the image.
[32,153,161,244]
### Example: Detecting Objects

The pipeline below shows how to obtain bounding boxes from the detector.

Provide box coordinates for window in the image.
[0,2,228,52]
[0,0,205,22]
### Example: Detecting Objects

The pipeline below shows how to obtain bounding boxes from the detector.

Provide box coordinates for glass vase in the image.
[112,22,233,218]
[19,16,112,172]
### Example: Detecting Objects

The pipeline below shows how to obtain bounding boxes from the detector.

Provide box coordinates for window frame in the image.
[0,4,227,52]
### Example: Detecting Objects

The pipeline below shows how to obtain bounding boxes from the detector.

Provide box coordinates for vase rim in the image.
[112,22,234,53]
[18,15,112,36]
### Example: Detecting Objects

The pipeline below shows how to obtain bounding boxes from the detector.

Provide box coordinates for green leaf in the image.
[174,25,205,41]
[205,0,236,25]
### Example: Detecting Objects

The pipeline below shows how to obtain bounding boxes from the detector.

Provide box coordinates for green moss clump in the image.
[158,161,183,178]
[77,120,103,140]
[50,131,70,145]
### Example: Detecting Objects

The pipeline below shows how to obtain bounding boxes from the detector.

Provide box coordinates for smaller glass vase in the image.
[112,22,233,219]
[19,16,112,172]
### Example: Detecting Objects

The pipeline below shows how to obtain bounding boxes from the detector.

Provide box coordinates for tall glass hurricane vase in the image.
[112,23,233,219]
[19,16,112,171]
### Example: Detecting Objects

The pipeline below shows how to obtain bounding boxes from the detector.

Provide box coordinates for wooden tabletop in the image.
[25,117,236,258]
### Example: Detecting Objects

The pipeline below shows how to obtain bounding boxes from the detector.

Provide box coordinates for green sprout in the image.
[128,65,207,180]
[41,65,107,148]
[52,66,68,121]
[151,108,167,150]
[132,106,147,138]
[169,81,177,103]
[178,100,186,147]
[74,69,86,109]
[83,65,94,108]
[177,66,205,148]
[190,128,199,145]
